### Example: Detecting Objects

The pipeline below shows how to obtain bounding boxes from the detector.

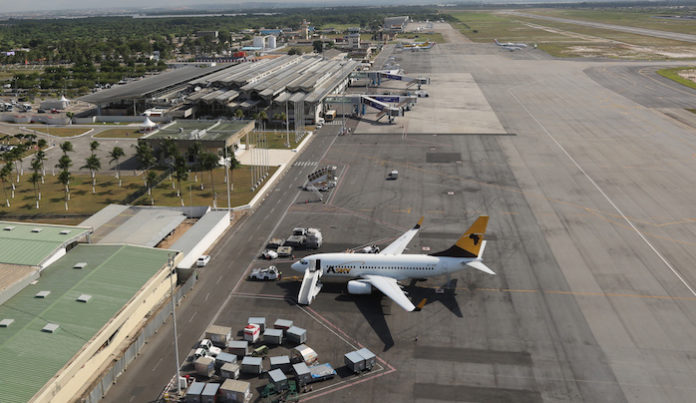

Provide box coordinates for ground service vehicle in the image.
[249,266,281,281]
[197,255,211,267]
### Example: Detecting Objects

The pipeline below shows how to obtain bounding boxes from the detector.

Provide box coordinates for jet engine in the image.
[347,280,372,295]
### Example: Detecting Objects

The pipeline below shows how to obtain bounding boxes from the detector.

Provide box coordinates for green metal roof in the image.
[150,119,252,141]
[0,221,90,266]
[0,244,173,403]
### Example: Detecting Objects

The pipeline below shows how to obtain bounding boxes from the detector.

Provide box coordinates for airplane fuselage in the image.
[291,252,476,281]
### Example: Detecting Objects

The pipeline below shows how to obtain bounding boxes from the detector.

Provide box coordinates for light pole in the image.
[168,253,181,396]
[224,145,231,212]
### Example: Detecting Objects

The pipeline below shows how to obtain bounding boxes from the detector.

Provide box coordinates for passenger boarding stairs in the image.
[297,260,322,305]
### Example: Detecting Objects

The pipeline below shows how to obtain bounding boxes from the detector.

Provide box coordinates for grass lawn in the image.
[446,10,694,59]
[657,67,696,90]
[93,128,146,138]
[31,127,91,137]
[136,165,278,208]
[246,131,301,149]
[0,173,144,218]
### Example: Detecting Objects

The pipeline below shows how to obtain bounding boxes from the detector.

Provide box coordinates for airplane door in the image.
[315,259,321,273]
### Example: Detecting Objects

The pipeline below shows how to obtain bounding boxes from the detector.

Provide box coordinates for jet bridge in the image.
[351,71,431,88]
[324,94,416,123]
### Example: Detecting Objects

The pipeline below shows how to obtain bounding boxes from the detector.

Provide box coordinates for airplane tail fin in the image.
[494,39,500,45]
[429,216,489,258]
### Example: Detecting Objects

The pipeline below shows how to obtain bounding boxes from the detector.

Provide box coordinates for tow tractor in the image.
[249,266,281,281]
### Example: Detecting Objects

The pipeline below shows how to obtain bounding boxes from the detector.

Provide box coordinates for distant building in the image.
[197,31,219,40]
[384,16,409,32]
[253,35,276,49]
[345,33,361,49]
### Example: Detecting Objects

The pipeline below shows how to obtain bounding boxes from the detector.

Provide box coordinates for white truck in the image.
[249,266,281,281]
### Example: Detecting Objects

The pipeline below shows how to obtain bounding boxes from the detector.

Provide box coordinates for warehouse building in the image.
[0,244,181,403]
[0,221,91,305]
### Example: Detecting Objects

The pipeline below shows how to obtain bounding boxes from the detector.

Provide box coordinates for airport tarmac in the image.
[106,22,696,403]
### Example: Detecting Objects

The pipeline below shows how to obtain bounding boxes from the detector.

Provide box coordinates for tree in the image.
[56,154,72,171]
[227,150,240,191]
[172,155,188,200]
[81,154,101,193]
[60,141,73,155]
[145,170,158,205]
[133,141,156,169]
[90,140,100,153]
[0,164,11,207]
[234,109,244,120]
[109,146,125,186]
[58,169,71,210]
[29,172,41,209]
[312,40,323,54]
[187,142,202,163]
[37,138,47,150]
[198,152,218,201]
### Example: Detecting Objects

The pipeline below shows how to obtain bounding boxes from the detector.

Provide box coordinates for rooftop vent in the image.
[42,323,59,333]
[0,319,14,327]
[35,290,51,298]
[59,230,71,235]
[3,226,15,231]
[76,294,92,303]
[31,228,42,233]
[73,262,87,270]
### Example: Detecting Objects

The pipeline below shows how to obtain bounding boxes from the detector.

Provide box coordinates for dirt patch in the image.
[678,69,696,84]
[158,219,196,249]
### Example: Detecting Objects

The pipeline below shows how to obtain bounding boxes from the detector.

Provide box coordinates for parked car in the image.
[197,255,211,267]
[387,170,399,180]
[249,266,281,281]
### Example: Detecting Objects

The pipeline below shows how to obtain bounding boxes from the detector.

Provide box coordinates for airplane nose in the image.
[291,261,300,271]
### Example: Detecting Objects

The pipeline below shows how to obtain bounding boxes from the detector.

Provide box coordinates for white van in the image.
[387,170,399,180]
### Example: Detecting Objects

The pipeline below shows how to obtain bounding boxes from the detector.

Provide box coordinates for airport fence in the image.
[82,273,198,403]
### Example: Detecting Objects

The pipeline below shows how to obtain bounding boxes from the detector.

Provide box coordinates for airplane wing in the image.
[361,274,415,311]
[379,216,423,255]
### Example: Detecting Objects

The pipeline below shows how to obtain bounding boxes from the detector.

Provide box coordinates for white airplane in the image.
[290,216,494,311]
[494,39,528,51]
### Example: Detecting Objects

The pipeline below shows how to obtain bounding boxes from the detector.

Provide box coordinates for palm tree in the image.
[227,149,240,191]
[0,164,11,207]
[58,169,71,210]
[60,141,73,155]
[8,144,26,183]
[259,110,268,131]
[37,138,47,150]
[81,154,101,194]
[145,170,158,205]
[133,141,156,169]
[198,152,218,201]
[187,142,202,163]
[90,140,100,154]
[56,154,72,200]
[29,172,41,208]
[234,109,244,120]
[35,150,46,178]
[109,146,125,186]
[172,155,188,200]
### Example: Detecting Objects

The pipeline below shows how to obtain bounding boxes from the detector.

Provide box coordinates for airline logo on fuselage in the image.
[326,265,352,274]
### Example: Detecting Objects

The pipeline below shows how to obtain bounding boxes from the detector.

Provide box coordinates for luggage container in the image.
[263,328,283,345]
[267,238,284,249]
[195,356,216,377]
[357,348,376,370]
[269,355,291,372]
[185,381,205,403]
[206,325,232,347]
[241,356,264,374]
[201,383,220,403]
[309,363,336,383]
[273,319,293,334]
[243,324,260,343]
[219,379,251,403]
[292,362,311,386]
[215,352,237,369]
[286,326,307,344]
[268,368,288,391]
[277,245,293,257]
[248,316,266,332]
[344,351,366,373]
[220,362,240,380]
[227,340,249,357]
[291,344,318,365]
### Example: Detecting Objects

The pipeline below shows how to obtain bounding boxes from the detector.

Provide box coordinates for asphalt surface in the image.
[503,11,696,43]
[104,22,696,403]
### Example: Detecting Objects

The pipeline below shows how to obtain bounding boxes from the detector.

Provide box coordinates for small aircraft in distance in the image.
[494,38,529,51]
[290,216,494,311]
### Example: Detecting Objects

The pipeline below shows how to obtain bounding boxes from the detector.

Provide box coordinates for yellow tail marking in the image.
[454,216,489,256]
